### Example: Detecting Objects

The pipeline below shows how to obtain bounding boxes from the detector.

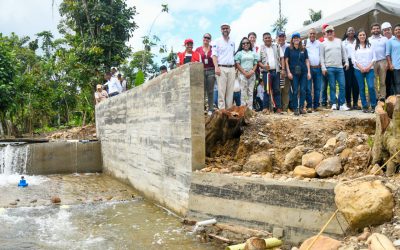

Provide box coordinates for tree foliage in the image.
[303,9,322,26]
[0,0,138,136]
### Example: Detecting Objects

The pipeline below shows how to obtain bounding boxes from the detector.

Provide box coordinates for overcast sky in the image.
[0,0,397,62]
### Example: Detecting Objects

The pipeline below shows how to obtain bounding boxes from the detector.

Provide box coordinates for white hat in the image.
[220,23,230,28]
[381,22,392,30]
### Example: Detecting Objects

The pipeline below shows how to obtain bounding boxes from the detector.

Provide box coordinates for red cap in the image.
[322,24,329,30]
[184,38,194,45]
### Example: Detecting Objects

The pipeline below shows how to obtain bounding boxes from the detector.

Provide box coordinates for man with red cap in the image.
[177,38,201,66]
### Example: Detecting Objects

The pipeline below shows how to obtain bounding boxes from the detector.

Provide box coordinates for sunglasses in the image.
[327,30,334,33]
[203,37,211,40]
[242,42,250,45]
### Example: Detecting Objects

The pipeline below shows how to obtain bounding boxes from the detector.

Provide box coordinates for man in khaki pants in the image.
[369,23,388,100]
[212,23,236,110]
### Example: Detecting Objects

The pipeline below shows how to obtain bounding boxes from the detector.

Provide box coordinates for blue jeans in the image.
[307,68,322,108]
[321,75,328,105]
[214,89,218,108]
[354,69,376,108]
[290,73,307,110]
[233,91,241,106]
[327,67,346,106]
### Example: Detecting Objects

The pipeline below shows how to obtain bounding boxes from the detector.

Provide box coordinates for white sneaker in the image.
[331,104,337,110]
[207,111,213,116]
[339,104,350,111]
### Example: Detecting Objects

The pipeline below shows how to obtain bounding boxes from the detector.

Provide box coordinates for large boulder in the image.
[284,145,305,170]
[243,151,273,172]
[334,179,394,229]
[302,151,324,168]
[244,237,266,250]
[324,137,337,148]
[316,156,342,178]
[299,235,342,250]
[293,165,317,178]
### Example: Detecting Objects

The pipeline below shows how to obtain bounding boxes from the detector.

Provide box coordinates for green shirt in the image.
[234,50,259,71]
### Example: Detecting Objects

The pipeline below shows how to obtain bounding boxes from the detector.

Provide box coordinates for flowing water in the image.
[0,143,220,250]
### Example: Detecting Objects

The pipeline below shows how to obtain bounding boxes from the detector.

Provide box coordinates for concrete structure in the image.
[188,173,348,244]
[28,141,102,174]
[96,63,205,215]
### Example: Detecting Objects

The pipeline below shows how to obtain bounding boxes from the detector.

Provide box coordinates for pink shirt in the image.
[195,46,214,69]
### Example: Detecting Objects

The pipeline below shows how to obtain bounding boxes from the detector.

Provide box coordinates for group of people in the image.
[95,67,127,104]
[177,22,400,115]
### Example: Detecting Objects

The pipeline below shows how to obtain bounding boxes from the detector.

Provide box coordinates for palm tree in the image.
[271,0,288,33]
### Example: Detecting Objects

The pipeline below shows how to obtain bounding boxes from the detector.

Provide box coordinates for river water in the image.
[0,144,220,250]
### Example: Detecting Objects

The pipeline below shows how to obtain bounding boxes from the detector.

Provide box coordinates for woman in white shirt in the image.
[352,29,377,113]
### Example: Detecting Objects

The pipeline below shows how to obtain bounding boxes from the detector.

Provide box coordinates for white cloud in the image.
[198,17,211,31]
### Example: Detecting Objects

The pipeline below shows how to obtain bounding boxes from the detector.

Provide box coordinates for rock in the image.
[272,227,284,238]
[258,132,267,137]
[106,196,113,201]
[357,227,371,241]
[15,199,20,202]
[244,237,266,250]
[219,168,232,174]
[30,199,37,203]
[369,164,383,175]
[263,173,273,179]
[393,239,400,247]
[299,235,341,250]
[258,138,270,145]
[302,151,324,168]
[9,202,17,206]
[334,146,346,154]
[339,148,352,161]
[293,165,317,178]
[336,131,348,142]
[291,248,300,250]
[316,156,342,178]
[334,179,394,229]
[51,196,61,204]
[324,137,337,148]
[243,151,273,172]
[284,145,305,170]
[230,165,243,172]
[366,233,396,250]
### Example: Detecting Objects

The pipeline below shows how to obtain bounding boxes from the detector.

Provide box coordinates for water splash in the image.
[0,143,30,174]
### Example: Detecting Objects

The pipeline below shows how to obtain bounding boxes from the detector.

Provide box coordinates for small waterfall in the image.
[0,143,30,174]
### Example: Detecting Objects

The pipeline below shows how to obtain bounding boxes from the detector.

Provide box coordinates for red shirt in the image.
[195,46,214,69]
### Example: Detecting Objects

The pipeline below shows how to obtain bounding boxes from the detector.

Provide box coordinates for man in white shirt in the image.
[104,72,122,97]
[305,28,323,111]
[212,23,236,110]
[382,22,395,97]
[369,23,388,99]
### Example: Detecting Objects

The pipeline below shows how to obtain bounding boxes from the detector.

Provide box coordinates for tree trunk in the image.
[205,106,252,156]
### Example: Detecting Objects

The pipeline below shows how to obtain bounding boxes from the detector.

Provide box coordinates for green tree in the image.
[271,0,288,33]
[303,9,322,26]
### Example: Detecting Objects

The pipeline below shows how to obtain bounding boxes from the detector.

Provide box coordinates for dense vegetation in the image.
[0,0,140,136]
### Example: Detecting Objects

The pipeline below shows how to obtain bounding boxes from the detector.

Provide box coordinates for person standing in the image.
[382,22,395,97]
[234,37,259,109]
[342,27,360,109]
[320,25,350,111]
[104,72,122,97]
[212,23,236,110]
[178,39,201,66]
[369,23,388,100]
[117,74,127,92]
[319,24,329,107]
[248,32,259,53]
[304,28,323,112]
[386,24,400,95]
[259,32,284,113]
[352,29,377,113]
[276,31,290,112]
[196,33,215,115]
[94,84,108,104]
[285,32,311,116]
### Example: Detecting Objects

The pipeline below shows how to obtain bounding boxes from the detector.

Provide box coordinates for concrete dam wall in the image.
[95,63,205,215]
[95,64,348,243]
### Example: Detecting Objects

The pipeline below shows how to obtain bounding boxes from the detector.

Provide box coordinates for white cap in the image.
[382,22,392,30]
[220,23,230,28]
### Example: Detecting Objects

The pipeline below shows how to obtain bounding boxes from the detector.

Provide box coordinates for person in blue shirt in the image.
[284,33,311,115]
[386,24,400,95]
